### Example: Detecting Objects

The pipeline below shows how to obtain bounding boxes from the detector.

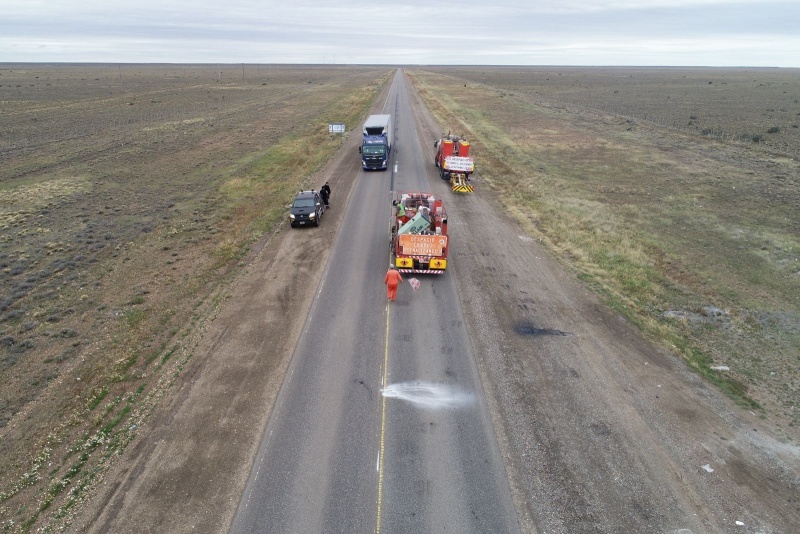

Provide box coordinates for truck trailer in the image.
[360,114,392,171]
[390,191,448,274]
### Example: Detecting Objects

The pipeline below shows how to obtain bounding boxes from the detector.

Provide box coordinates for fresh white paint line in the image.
[381,381,473,409]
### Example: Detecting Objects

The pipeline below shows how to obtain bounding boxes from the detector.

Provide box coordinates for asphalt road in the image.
[231,72,519,533]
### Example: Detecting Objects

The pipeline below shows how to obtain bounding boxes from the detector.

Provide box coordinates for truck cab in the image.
[360,135,390,170]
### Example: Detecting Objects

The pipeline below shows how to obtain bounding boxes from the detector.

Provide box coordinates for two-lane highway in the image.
[231,70,519,533]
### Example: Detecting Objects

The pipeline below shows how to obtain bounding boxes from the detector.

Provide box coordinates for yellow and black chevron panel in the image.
[429,258,447,270]
[395,257,414,268]
[452,183,474,193]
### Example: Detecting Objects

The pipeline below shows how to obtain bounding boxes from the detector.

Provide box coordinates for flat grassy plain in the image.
[2,63,798,530]
[408,67,799,437]
[0,64,390,531]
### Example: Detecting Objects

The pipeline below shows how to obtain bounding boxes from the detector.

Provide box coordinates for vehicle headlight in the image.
[309,213,315,219]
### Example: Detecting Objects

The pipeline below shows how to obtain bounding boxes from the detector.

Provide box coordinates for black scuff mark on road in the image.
[354,378,372,398]
[514,323,571,337]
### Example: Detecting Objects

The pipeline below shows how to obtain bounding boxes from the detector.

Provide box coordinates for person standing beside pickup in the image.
[320,181,331,208]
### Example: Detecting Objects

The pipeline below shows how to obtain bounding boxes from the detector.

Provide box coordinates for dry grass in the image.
[408,68,800,439]
[419,66,800,157]
[0,64,390,532]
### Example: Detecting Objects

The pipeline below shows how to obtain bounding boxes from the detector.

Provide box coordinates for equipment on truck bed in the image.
[390,191,448,274]
[434,132,475,192]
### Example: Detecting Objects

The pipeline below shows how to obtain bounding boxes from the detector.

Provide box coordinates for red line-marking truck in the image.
[390,191,448,274]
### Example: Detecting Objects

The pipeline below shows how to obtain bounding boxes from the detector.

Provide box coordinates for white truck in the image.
[360,114,392,171]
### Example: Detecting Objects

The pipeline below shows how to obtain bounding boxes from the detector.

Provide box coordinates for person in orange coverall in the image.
[384,264,403,301]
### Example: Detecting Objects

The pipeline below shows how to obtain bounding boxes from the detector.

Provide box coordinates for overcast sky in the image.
[0,0,797,67]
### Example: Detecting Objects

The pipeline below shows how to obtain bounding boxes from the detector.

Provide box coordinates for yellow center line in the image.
[376,300,391,534]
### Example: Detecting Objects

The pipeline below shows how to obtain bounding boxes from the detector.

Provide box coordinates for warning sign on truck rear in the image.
[444,156,474,172]
[398,234,447,256]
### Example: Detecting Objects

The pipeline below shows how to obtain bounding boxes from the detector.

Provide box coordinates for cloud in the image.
[0,0,797,66]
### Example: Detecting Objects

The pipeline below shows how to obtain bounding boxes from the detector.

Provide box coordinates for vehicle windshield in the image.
[363,145,386,156]
[293,198,316,208]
